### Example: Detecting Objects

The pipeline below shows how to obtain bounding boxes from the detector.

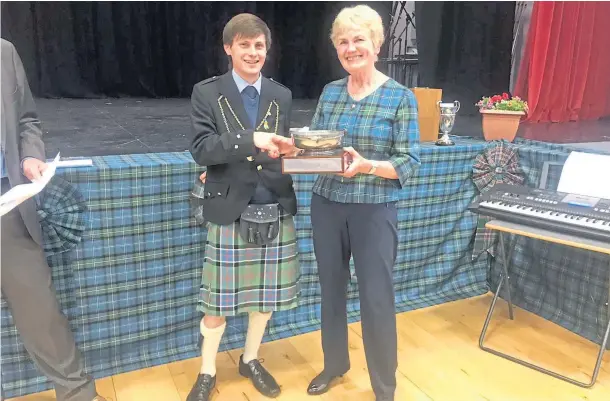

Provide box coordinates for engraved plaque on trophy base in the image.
[281,149,345,174]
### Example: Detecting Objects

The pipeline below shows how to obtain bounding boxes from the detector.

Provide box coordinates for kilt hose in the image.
[197,213,301,316]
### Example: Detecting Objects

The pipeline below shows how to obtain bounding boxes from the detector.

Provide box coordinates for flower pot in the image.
[480,109,525,142]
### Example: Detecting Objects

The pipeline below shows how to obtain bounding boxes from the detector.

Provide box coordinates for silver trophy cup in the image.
[436,101,460,146]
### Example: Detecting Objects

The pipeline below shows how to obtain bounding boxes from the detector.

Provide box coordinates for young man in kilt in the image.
[187,13,301,401]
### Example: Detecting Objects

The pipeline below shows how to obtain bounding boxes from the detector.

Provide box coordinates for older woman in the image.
[305,5,421,401]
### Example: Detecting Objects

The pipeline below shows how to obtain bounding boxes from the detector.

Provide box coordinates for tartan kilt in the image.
[197,213,301,316]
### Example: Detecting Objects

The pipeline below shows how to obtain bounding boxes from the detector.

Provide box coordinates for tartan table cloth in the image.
[2,137,608,397]
[0,138,489,397]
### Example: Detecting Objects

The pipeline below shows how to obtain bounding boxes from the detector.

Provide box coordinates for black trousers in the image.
[311,193,398,399]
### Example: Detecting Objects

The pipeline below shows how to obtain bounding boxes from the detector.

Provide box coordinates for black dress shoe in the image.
[238,355,281,398]
[307,371,344,395]
[186,374,216,401]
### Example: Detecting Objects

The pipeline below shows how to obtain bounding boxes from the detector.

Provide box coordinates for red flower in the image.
[502,92,509,100]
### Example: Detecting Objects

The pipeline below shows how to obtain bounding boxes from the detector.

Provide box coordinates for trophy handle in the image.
[454,101,460,112]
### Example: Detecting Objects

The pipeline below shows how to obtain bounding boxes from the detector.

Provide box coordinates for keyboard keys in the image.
[479,201,610,233]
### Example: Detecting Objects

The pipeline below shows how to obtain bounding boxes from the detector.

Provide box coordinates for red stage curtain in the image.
[514,1,610,123]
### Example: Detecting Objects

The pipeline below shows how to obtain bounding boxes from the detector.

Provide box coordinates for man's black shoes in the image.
[238,355,281,398]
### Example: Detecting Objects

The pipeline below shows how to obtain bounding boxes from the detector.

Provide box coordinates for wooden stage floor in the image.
[8,293,610,401]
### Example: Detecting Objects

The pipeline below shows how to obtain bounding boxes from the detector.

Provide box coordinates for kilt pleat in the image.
[197,213,301,316]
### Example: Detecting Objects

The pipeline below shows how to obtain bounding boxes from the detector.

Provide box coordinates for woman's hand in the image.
[338,147,372,178]
[199,171,207,183]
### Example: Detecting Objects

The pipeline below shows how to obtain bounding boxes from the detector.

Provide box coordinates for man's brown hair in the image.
[223,13,272,49]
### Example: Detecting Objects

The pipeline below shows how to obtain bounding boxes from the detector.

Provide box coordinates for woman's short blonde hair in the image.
[330,5,385,49]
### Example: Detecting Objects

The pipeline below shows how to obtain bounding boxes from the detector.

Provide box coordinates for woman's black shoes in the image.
[307,371,344,395]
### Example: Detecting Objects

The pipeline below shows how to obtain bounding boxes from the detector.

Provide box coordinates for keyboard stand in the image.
[480,219,610,388]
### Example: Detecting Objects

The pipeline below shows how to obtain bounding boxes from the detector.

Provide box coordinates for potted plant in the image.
[475,93,528,142]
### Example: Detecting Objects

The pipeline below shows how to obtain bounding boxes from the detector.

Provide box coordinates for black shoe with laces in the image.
[238,355,281,398]
[186,373,216,401]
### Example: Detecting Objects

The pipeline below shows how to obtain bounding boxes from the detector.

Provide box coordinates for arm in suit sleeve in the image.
[12,43,45,162]
[189,83,258,166]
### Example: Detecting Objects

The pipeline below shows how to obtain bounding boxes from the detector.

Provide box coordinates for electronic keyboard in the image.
[468,183,610,243]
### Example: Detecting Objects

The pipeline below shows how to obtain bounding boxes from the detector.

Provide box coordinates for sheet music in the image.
[0,153,60,216]
[557,151,610,200]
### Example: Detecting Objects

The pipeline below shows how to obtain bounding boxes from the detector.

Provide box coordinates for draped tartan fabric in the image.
[2,141,610,398]
[471,141,524,258]
[0,142,490,398]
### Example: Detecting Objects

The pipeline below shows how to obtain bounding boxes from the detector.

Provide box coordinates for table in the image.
[2,137,609,398]
[480,219,610,388]
[1,138,491,398]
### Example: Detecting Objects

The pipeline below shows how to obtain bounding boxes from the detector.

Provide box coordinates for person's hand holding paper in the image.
[22,158,48,181]
[0,153,59,216]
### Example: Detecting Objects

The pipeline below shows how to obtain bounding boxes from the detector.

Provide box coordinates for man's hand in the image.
[22,158,48,182]
[337,147,371,178]
[271,135,298,157]
[253,132,279,156]
[199,171,207,183]
[253,132,297,159]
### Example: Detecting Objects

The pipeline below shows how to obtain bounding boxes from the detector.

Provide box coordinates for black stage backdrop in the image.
[415,1,516,116]
[0,1,391,99]
[2,1,515,105]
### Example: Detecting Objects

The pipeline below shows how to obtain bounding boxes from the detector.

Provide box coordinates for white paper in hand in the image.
[0,153,59,216]
[35,152,60,186]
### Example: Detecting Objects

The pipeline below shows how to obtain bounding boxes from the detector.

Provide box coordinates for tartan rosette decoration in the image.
[472,142,524,258]
[36,176,87,255]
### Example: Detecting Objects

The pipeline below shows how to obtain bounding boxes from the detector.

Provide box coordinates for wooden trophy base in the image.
[281,149,345,174]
